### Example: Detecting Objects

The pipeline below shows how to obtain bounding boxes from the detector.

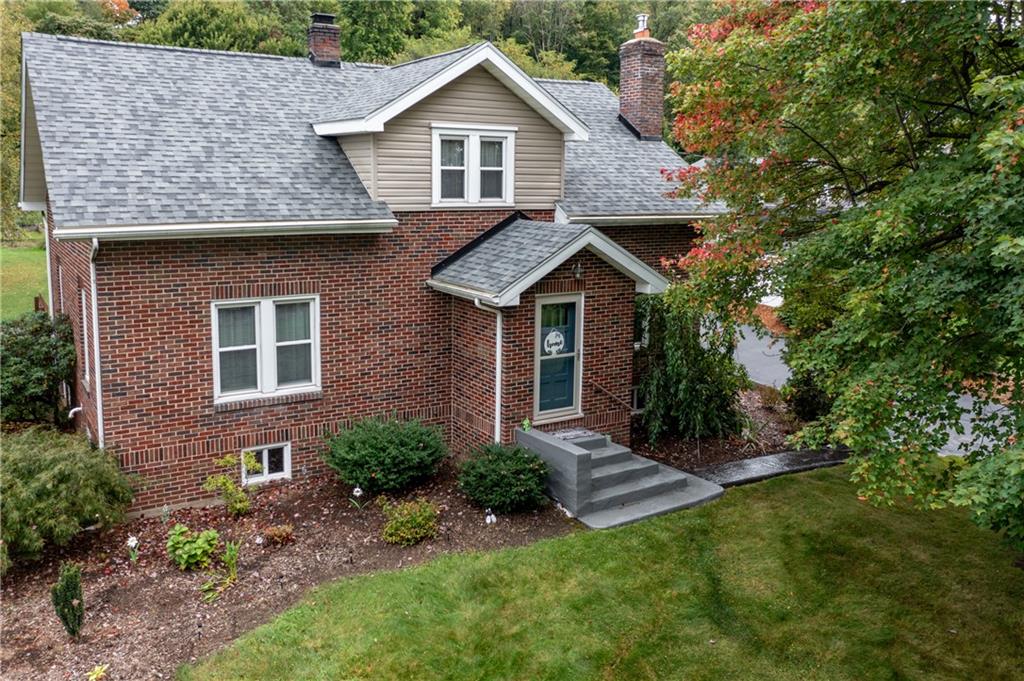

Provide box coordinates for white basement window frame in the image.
[430,123,516,207]
[211,295,321,404]
[242,442,291,485]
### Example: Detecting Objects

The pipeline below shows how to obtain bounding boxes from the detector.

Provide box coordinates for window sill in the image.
[214,389,322,413]
[243,473,292,487]
[532,410,584,427]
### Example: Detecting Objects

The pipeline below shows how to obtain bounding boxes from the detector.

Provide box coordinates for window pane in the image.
[540,302,576,355]
[219,348,258,392]
[480,139,503,167]
[440,138,465,166]
[441,168,465,199]
[218,306,256,347]
[539,356,575,412]
[480,170,503,199]
[276,302,310,342]
[266,447,285,475]
[277,343,312,385]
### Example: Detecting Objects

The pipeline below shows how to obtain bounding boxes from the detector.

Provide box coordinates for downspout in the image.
[90,238,105,448]
[475,298,502,443]
[43,207,53,316]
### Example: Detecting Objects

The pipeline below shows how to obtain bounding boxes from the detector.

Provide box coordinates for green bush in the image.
[203,451,261,517]
[324,418,446,493]
[782,368,834,422]
[0,428,134,575]
[51,561,84,638]
[949,446,1024,551]
[458,444,549,513]
[166,524,220,571]
[0,312,76,425]
[378,498,440,546]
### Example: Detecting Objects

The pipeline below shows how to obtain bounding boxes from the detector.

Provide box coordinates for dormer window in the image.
[431,124,515,207]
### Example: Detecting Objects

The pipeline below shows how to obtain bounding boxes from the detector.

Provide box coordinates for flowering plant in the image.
[126,535,139,563]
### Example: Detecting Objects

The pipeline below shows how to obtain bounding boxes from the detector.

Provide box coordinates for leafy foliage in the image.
[324,417,446,493]
[1,428,134,575]
[0,312,77,425]
[378,497,439,546]
[132,0,282,53]
[202,451,261,517]
[667,1,1024,522]
[781,368,832,423]
[50,561,84,638]
[166,523,220,571]
[262,524,294,546]
[949,446,1024,551]
[637,292,748,441]
[458,444,549,513]
[338,0,412,62]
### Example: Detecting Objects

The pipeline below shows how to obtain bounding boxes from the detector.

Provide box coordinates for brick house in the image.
[19,15,725,512]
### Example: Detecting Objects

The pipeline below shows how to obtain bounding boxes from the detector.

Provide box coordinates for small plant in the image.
[51,561,84,638]
[378,497,439,546]
[754,383,784,411]
[349,486,366,509]
[87,664,109,681]
[203,451,262,517]
[200,541,242,603]
[166,524,220,571]
[458,444,549,513]
[521,418,531,432]
[160,505,171,524]
[262,524,295,546]
[126,535,140,563]
[223,540,240,582]
[324,417,447,493]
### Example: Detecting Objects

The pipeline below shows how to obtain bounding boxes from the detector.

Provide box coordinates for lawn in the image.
[1,238,47,320]
[182,466,1024,681]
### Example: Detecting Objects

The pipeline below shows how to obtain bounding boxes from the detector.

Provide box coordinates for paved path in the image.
[693,448,849,487]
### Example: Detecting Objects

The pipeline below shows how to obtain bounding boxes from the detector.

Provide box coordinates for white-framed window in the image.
[431,124,515,207]
[211,295,320,403]
[242,442,291,485]
[80,288,90,388]
[533,293,584,421]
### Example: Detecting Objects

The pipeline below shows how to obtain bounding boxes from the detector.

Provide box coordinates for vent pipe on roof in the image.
[618,13,665,140]
[308,13,340,67]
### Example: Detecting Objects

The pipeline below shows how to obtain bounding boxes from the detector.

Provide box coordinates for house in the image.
[19,14,725,512]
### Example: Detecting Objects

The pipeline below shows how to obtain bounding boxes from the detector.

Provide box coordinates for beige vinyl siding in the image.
[338,133,376,197]
[372,66,563,211]
[21,75,47,204]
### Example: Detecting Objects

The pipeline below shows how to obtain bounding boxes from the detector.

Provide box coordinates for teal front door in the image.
[536,295,581,417]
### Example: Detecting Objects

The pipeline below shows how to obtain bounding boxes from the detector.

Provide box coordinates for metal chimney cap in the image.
[636,13,649,32]
[311,12,336,25]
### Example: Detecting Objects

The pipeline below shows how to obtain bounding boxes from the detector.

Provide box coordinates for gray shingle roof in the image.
[23,33,393,228]
[432,217,590,295]
[539,79,727,218]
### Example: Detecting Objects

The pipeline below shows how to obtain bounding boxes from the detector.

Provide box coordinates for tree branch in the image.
[782,118,860,206]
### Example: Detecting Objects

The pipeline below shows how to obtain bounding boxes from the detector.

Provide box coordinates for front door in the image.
[535,294,582,419]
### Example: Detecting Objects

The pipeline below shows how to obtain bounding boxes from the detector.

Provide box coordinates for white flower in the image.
[352,487,364,498]
[485,509,497,525]
[126,535,139,549]
[254,536,264,545]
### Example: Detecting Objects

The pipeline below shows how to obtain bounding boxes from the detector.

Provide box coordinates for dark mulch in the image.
[635,387,802,472]
[0,461,576,681]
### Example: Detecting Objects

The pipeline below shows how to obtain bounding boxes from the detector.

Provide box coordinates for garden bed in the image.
[0,461,575,681]
[635,386,801,471]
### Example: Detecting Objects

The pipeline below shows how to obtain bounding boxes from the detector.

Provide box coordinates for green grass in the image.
[1,237,47,320]
[182,466,1024,681]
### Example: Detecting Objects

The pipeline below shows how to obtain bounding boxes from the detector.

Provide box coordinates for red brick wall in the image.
[450,298,497,453]
[92,209,551,510]
[500,250,635,446]
[597,223,697,274]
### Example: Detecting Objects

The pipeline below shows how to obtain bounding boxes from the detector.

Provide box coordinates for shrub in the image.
[51,561,84,638]
[949,446,1024,551]
[458,444,549,513]
[262,524,294,546]
[203,451,261,517]
[324,418,446,493]
[166,524,220,571]
[378,498,439,546]
[0,312,76,425]
[782,368,834,422]
[637,293,748,441]
[0,428,134,575]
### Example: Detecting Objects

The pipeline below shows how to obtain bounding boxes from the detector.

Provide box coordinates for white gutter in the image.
[565,214,720,226]
[53,218,397,242]
[89,238,105,448]
[475,298,503,443]
[426,279,501,306]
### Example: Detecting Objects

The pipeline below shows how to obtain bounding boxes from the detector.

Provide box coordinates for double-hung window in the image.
[431,125,515,206]
[212,295,320,402]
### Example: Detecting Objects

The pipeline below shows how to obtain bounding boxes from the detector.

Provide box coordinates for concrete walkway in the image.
[693,448,849,487]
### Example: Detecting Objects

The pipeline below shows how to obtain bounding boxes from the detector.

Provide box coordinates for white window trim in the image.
[533,293,584,423]
[211,295,321,404]
[431,125,515,208]
[80,288,90,389]
[242,442,292,485]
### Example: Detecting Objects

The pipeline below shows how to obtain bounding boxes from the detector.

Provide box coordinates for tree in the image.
[411,0,462,39]
[338,0,412,62]
[0,312,77,425]
[130,0,278,53]
[666,1,1023,535]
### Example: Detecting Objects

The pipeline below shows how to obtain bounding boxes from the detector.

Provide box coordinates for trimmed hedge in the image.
[458,444,549,513]
[324,418,446,493]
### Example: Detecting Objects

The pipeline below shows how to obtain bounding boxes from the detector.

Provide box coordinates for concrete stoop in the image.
[515,428,724,529]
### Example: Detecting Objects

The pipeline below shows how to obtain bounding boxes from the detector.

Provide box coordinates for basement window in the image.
[431,125,515,207]
[242,443,291,485]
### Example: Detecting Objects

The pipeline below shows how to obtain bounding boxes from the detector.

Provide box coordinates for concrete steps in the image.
[577,474,725,529]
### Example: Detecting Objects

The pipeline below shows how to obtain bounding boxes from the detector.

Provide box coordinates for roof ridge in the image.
[535,77,601,85]
[387,41,484,70]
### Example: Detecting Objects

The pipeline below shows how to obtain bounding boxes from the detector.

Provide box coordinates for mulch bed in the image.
[0,462,576,681]
[635,387,802,471]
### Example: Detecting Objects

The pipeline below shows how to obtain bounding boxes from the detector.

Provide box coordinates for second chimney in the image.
[308,13,340,67]
[619,14,665,140]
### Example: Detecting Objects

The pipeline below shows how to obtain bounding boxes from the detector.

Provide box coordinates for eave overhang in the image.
[52,217,397,241]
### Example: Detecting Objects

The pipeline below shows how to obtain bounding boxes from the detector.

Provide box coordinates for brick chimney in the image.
[619,13,666,140]
[308,13,340,67]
